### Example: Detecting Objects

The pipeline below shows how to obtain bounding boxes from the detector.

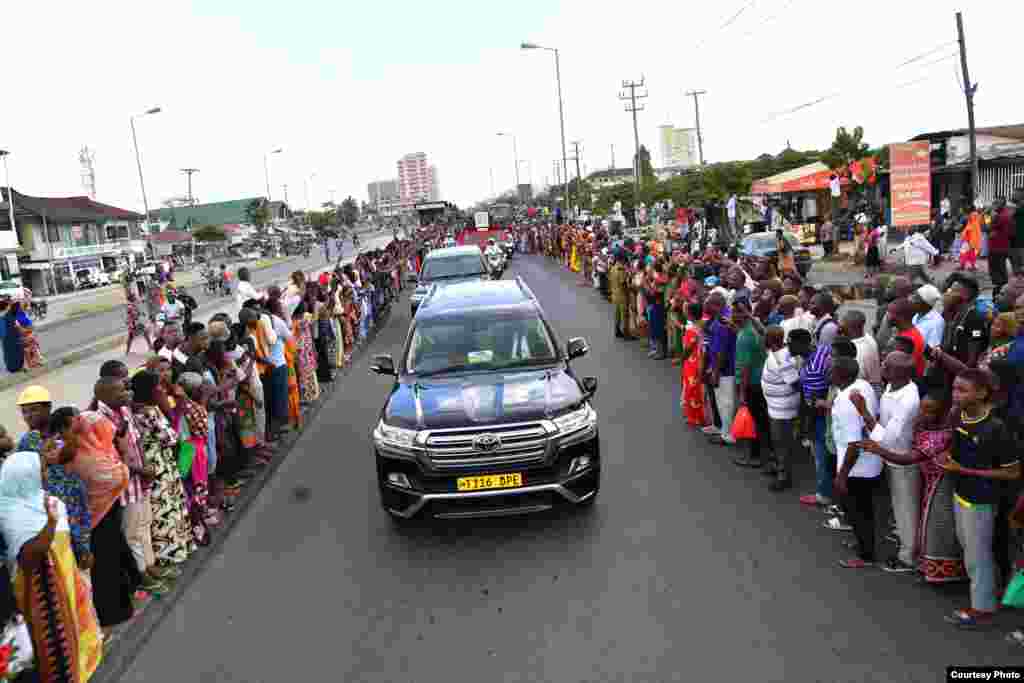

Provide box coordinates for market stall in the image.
[750,162,850,245]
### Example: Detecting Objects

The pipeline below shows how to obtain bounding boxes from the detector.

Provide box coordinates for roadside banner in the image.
[889,142,931,227]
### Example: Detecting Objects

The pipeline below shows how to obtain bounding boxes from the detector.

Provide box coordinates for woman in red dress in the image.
[680,301,706,428]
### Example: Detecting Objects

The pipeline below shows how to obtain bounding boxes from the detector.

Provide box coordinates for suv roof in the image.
[424,245,482,259]
[418,278,536,318]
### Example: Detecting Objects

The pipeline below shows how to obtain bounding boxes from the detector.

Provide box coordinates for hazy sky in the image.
[3,0,1020,213]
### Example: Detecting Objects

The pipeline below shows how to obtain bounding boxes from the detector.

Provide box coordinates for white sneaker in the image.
[701,426,720,435]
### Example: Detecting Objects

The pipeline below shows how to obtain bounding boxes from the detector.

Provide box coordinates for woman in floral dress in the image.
[125,290,151,355]
[291,302,320,403]
[131,371,195,565]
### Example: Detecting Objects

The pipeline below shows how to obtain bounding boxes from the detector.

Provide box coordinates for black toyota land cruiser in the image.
[370,277,600,521]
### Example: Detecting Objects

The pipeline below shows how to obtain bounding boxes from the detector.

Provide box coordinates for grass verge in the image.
[66,302,120,318]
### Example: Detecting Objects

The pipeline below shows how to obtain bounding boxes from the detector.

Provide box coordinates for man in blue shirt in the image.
[707,292,738,446]
[792,328,834,506]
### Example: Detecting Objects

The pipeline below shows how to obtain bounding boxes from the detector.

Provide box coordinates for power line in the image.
[759,50,960,125]
[894,40,958,69]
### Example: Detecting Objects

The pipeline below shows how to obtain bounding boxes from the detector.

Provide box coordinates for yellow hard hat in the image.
[16,386,51,406]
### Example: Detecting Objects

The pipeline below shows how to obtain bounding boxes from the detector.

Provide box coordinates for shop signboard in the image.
[889,141,931,227]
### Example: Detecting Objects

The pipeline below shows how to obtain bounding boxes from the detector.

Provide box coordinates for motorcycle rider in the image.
[484,238,503,277]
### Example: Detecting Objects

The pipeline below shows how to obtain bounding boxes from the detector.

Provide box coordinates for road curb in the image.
[91,290,403,683]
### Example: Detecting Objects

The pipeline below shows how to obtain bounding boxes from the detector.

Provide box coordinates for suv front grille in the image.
[423,422,549,470]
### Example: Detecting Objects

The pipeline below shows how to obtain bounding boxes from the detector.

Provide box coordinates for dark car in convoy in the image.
[408,245,490,317]
[739,231,813,278]
[370,278,601,521]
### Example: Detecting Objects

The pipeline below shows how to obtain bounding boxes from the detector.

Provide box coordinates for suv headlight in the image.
[553,403,596,436]
[373,419,418,451]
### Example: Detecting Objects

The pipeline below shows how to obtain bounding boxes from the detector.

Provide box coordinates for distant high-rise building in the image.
[428,165,440,201]
[367,179,398,204]
[658,125,698,169]
[397,152,439,206]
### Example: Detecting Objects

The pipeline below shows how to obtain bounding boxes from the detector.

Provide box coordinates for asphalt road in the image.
[119,254,1023,683]
[32,236,389,360]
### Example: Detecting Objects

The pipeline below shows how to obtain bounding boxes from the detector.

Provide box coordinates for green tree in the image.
[339,196,359,227]
[192,224,227,242]
[244,199,270,232]
[634,145,656,187]
[822,126,870,172]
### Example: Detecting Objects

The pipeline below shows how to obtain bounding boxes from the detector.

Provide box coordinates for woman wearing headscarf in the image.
[64,412,136,631]
[0,300,32,373]
[176,372,214,543]
[130,372,194,568]
[0,451,104,682]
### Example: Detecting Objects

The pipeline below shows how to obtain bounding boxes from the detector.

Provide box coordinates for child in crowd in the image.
[942,369,1019,628]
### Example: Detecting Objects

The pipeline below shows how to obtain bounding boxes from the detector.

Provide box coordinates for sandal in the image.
[944,608,995,629]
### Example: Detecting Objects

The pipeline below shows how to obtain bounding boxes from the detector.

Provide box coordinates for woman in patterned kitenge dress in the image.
[130,371,194,566]
[291,302,320,403]
[125,291,151,355]
[0,450,104,683]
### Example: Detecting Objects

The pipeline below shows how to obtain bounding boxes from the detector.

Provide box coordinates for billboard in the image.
[659,126,698,169]
[889,142,931,227]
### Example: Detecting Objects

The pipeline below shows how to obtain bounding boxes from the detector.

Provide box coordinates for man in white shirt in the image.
[831,356,882,569]
[778,295,813,343]
[840,310,882,397]
[234,267,264,318]
[761,327,801,491]
[911,284,944,351]
[898,227,938,284]
[849,352,920,573]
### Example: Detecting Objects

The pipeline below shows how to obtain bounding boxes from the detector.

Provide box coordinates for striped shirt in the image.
[97,401,148,504]
[800,345,833,401]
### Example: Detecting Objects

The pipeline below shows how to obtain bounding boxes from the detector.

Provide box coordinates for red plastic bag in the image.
[731,406,757,441]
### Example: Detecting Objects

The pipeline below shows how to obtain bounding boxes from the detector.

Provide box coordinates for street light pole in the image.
[130,106,161,232]
[264,148,282,202]
[522,42,570,218]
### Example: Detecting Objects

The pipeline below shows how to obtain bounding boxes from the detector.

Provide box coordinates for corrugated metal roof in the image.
[155,198,265,228]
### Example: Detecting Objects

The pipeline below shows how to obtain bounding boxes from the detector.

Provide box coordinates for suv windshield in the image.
[421,255,486,280]
[406,311,558,376]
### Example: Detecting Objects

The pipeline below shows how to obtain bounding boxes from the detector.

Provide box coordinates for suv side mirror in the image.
[370,354,397,376]
[566,337,589,360]
[581,376,598,398]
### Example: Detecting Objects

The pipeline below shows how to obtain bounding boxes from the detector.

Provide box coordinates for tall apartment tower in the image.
[397,152,439,206]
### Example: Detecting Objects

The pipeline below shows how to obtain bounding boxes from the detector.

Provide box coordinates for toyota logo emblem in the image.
[473,433,502,452]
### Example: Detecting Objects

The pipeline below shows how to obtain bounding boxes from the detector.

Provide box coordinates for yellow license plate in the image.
[456,473,523,492]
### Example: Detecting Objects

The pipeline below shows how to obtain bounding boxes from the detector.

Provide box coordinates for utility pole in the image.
[571,141,583,209]
[619,77,647,225]
[956,12,979,207]
[180,168,199,206]
[610,144,615,170]
[685,89,707,166]
[282,184,288,206]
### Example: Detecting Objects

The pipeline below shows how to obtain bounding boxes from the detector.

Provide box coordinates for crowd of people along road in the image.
[0,238,413,682]
[520,218,1024,640]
